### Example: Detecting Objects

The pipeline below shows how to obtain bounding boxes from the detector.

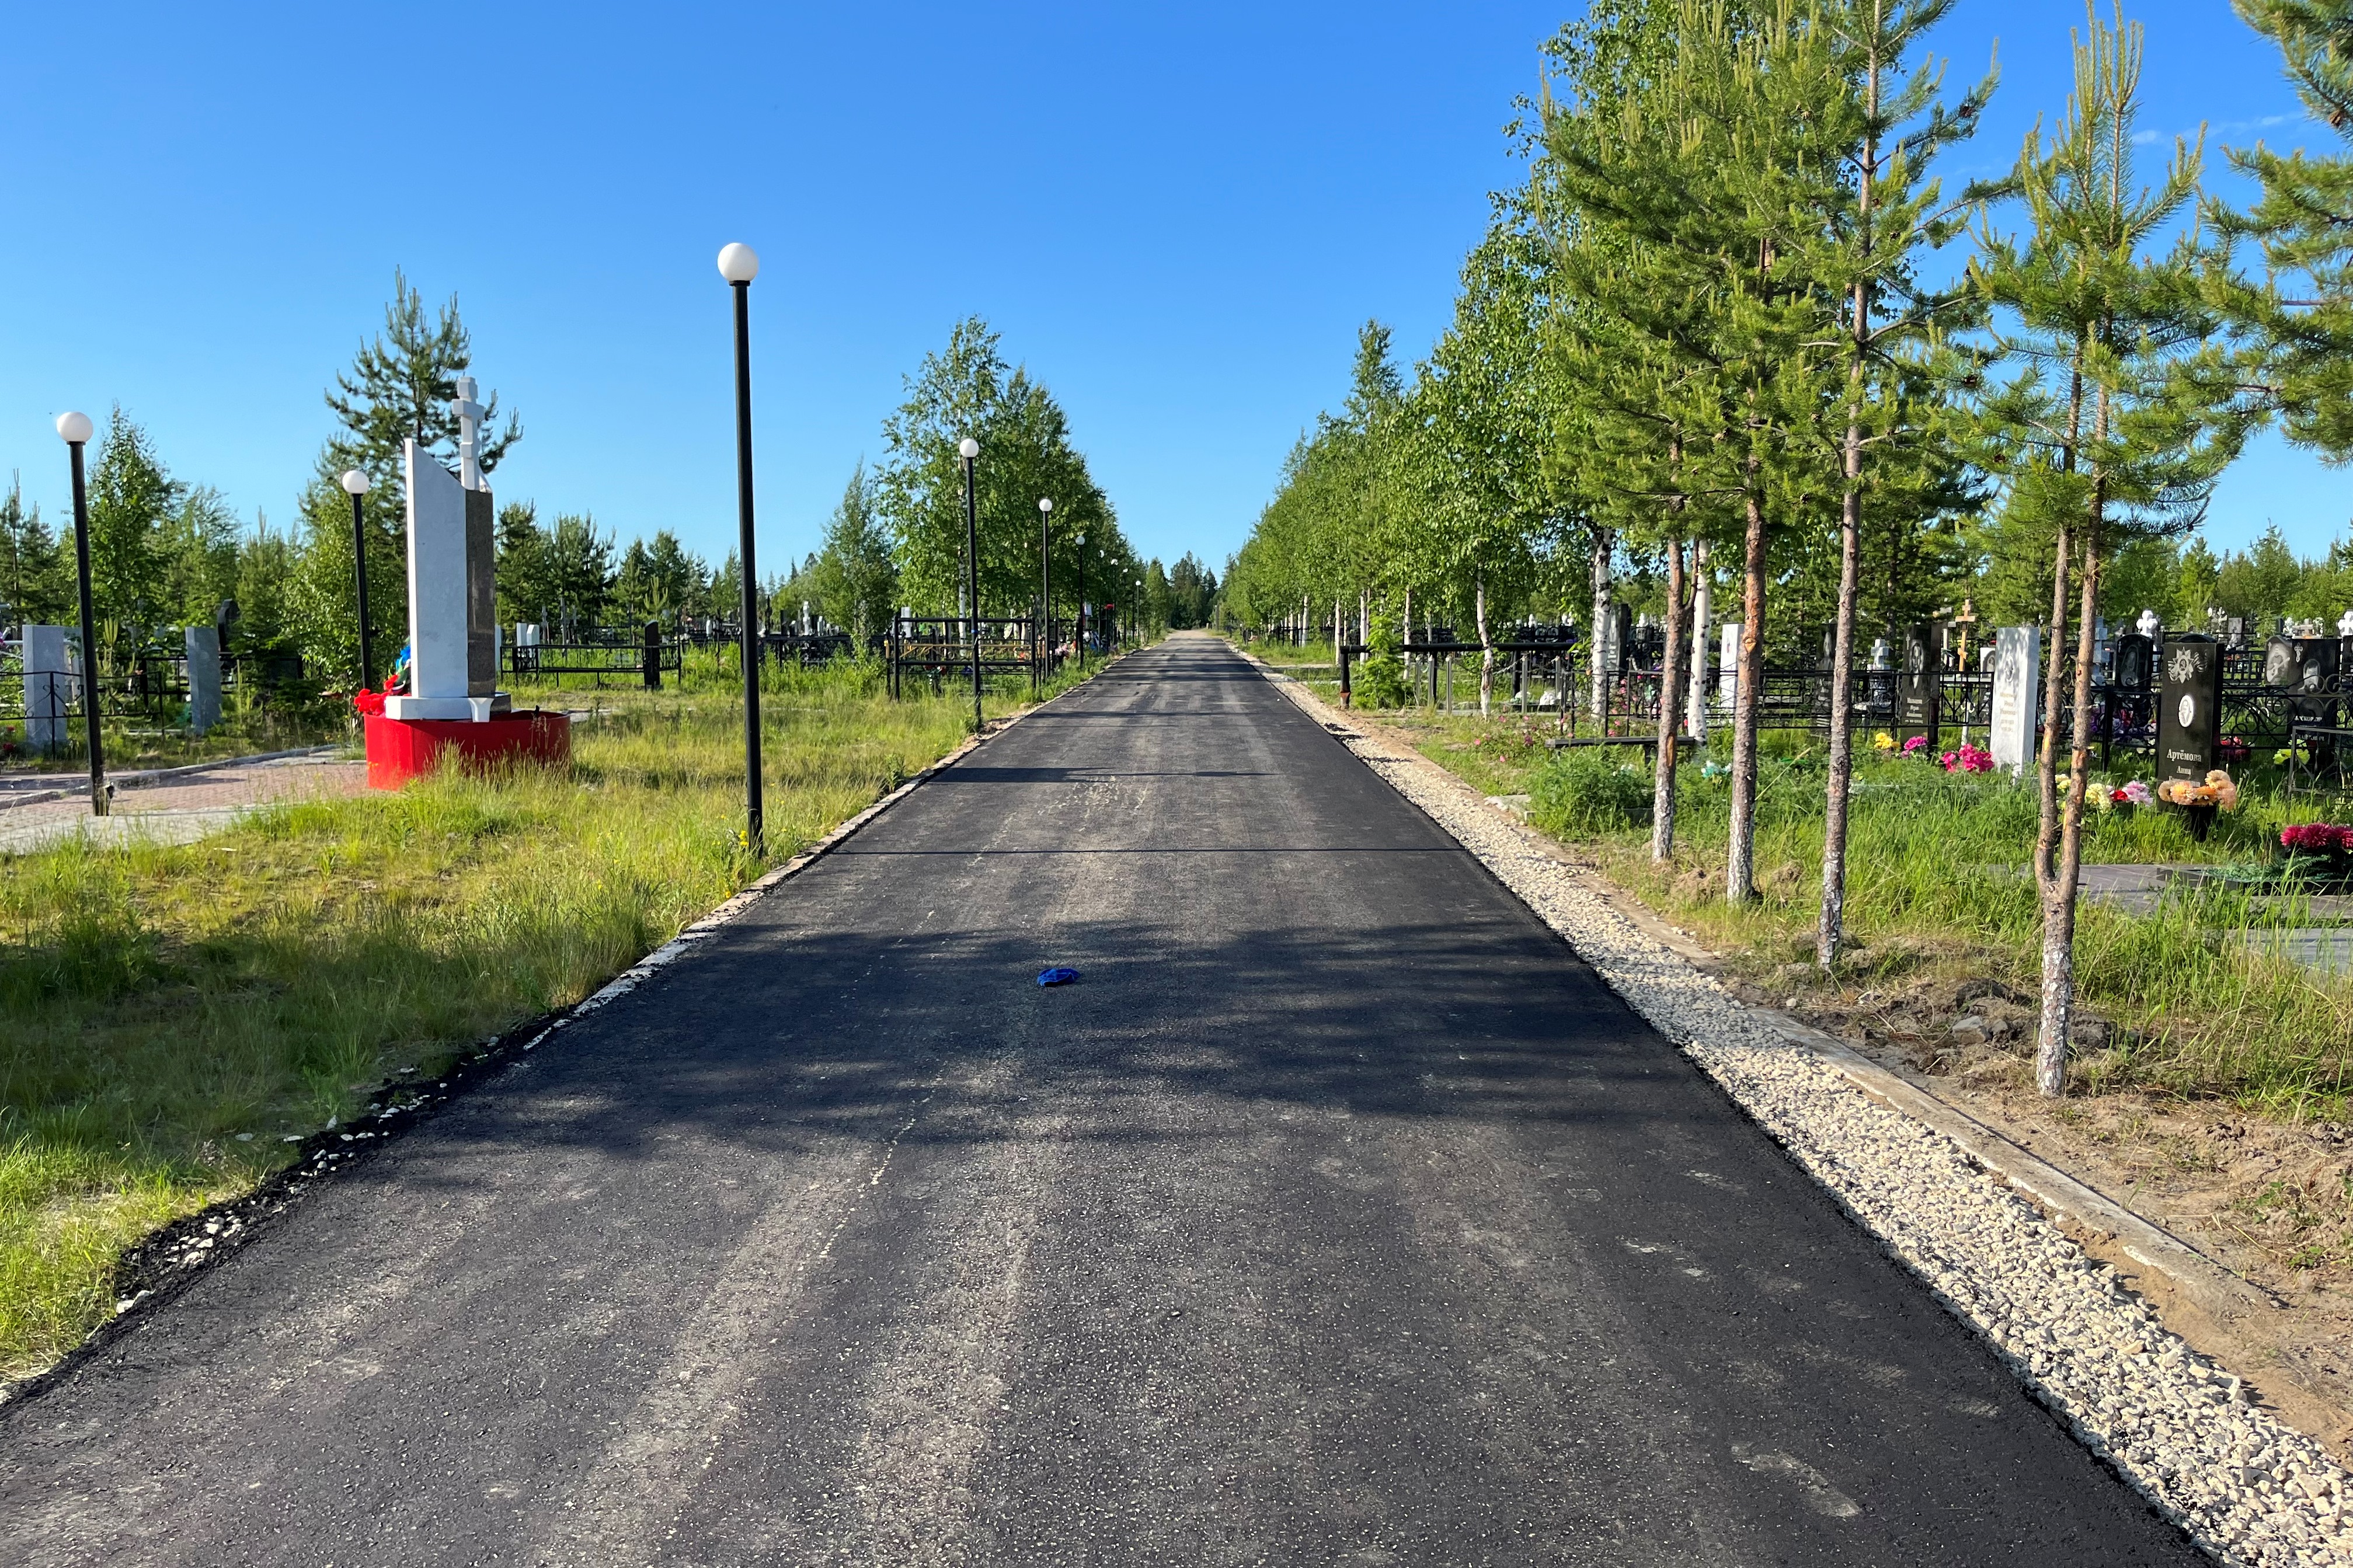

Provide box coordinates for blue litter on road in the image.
[1036,967,1080,987]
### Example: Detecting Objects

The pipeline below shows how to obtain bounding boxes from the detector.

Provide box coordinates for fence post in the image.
[1339,644,1352,708]
[643,621,662,691]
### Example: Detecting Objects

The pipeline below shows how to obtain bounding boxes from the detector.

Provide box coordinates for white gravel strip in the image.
[1291,688,2350,1567]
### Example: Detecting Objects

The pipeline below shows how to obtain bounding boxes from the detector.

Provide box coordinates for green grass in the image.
[0,656,1082,1382]
[1384,706,2353,1118]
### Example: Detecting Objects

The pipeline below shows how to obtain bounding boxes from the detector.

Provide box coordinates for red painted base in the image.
[364,711,572,790]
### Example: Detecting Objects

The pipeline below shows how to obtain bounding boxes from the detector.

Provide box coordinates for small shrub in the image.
[1530,748,1652,837]
[1355,654,1409,709]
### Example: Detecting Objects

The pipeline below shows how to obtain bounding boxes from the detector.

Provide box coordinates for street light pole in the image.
[959,437,982,733]
[1037,496,1053,695]
[340,469,374,689]
[1074,534,1087,671]
[718,241,764,856]
[55,412,105,817]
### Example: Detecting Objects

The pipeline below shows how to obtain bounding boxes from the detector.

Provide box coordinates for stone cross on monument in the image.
[451,375,485,492]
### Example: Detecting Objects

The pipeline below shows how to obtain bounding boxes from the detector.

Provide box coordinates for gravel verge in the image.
[1265,673,2350,1568]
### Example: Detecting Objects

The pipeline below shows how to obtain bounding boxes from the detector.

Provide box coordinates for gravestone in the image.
[1989,625,2039,774]
[2113,632,2154,693]
[23,625,71,752]
[1896,623,1941,742]
[2159,634,2222,786]
[184,625,221,736]
[2265,633,2339,698]
[1719,621,1741,708]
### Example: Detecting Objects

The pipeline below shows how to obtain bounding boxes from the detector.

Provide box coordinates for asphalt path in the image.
[0,634,2198,1566]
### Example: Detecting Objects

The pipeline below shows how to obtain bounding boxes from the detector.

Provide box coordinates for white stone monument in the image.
[1718,621,1741,708]
[1990,625,2040,775]
[385,378,506,722]
[23,625,71,752]
[184,625,221,736]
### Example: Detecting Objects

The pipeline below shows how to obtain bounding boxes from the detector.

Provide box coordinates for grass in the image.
[1362,700,2353,1119]
[0,654,1085,1382]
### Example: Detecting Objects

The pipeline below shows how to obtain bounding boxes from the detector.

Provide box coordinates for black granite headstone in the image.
[1897,622,1942,741]
[2158,634,2221,785]
[2112,632,2153,692]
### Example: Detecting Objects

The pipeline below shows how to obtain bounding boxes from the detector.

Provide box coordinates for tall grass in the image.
[0,663,1017,1380]
[1405,711,2353,1117]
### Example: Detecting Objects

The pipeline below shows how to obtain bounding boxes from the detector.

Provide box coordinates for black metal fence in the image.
[1311,624,2350,769]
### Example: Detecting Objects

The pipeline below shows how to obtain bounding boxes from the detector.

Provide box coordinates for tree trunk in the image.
[1727,473,1766,905]
[1652,537,1687,862]
[1589,526,1614,727]
[1819,34,1879,972]
[2039,534,2102,1097]
[1819,452,1864,967]
[1476,569,1494,717]
[1687,541,1711,741]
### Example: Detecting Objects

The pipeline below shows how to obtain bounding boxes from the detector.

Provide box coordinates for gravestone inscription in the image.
[1989,625,2039,774]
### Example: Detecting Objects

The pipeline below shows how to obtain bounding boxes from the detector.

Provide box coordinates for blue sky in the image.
[0,1,2339,581]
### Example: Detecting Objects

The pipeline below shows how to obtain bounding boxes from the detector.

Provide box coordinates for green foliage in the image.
[0,476,69,626]
[325,267,517,486]
[2224,0,2353,458]
[802,465,899,643]
[1529,746,1653,836]
[84,407,178,627]
[875,316,1128,619]
[611,529,709,631]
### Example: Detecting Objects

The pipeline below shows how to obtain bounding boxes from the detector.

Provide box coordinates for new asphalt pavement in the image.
[0,634,2199,1565]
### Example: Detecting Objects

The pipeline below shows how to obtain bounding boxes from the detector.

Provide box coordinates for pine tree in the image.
[0,475,70,627]
[1970,0,2251,1096]
[1547,0,1850,902]
[2225,0,2353,457]
[807,464,898,643]
[325,267,518,489]
[1802,0,1992,968]
[294,272,519,684]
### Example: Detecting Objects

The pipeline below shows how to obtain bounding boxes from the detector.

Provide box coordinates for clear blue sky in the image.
[0,0,2338,580]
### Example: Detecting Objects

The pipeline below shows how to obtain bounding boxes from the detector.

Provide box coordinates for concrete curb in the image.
[1231,641,2278,1333]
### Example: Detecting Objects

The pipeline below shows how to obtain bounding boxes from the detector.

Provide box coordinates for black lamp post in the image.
[339,468,374,689]
[719,241,764,856]
[1037,496,1053,694]
[55,412,105,817]
[1074,532,1088,671]
[959,436,982,733]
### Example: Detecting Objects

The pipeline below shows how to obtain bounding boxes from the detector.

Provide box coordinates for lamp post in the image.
[1037,497,1053,694]
[959,437,983,732]
[718,241,764,856]
[1074,532,1087,670]
[339,469,374,689]
[55,412,105,817]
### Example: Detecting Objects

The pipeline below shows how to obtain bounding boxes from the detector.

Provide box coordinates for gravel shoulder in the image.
[1256,661,2353,1568]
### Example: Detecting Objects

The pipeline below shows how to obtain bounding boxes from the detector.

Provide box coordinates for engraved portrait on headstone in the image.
[1897,622,1941,741]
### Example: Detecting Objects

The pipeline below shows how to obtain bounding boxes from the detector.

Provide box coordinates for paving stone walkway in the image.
[0,752,368,855]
